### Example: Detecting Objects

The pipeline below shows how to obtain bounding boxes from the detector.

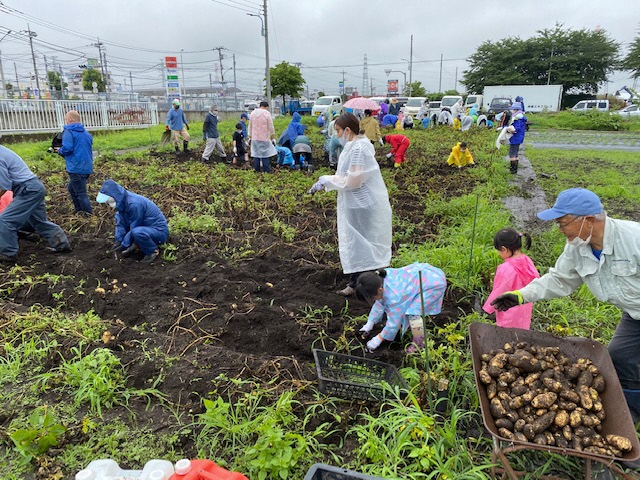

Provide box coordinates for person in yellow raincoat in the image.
[447,141,475,168]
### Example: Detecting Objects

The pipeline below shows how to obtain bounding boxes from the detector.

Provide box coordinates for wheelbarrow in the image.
[469,322,640,479]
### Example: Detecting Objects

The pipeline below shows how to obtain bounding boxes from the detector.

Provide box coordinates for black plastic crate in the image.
[304,463,386,480]
[313,349,408,401]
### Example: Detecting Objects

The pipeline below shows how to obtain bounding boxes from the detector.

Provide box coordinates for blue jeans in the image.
[0,177,69,257]
[253,157,271,173]
[68,173,92,213]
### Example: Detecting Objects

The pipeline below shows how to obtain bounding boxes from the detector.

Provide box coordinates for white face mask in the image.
[338,128,351,147]
[107,198,116,209]
[567,218,593,247]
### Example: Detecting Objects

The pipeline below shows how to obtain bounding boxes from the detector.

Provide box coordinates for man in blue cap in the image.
[491,188,640,421]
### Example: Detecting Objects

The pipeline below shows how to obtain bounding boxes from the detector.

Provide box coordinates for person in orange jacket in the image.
[382,134,410,168]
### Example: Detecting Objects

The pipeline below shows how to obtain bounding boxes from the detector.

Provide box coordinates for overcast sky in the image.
[1,0,639,97]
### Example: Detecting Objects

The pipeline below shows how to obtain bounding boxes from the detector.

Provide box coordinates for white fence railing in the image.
[0,100,158,134]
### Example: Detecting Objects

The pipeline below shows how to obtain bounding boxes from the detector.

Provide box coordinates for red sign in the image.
[165,56,178,68]
[387,80,398,93]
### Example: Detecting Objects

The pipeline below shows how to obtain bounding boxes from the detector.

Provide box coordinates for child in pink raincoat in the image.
[483,228,539,329]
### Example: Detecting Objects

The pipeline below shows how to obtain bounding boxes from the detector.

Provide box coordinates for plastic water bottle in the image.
[75,458,174,480]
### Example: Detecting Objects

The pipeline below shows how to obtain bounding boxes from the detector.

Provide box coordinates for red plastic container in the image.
[169,459,248,480]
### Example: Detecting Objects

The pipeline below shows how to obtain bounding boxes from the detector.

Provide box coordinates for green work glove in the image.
[490,290,523,311]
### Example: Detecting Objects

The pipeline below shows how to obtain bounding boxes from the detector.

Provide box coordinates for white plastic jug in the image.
[75,458,174,480]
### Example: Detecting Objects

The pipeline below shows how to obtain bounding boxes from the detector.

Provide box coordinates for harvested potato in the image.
[577,370,593,388]
[489,352,508,369]
[498,427,514,440]
[606,435,633,453]
[479,369,493,385]
[577,385,593,410]
[532,411,556,434]
[554,410,569,428]
[531,392,558,409]
[495,418,514,430]
[592,375,606,393]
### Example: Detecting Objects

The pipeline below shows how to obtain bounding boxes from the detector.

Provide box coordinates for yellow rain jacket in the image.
[447,142,475,168]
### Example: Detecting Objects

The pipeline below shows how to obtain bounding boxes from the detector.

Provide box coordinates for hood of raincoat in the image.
[64,122,87,133]
[99,179,127,211]
[286,112,303,145]
[505,255,539,279]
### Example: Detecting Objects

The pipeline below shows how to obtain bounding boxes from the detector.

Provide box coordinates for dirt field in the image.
[1,142,482,474]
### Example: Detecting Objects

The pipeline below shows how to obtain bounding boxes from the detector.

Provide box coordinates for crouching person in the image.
[356,262,447,353]
[96,179,168,264]
[0,145,71,263]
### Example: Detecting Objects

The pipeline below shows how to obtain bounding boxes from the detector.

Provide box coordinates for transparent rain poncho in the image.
[320,135,392,274]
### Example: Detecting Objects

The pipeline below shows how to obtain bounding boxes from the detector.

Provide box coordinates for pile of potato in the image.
[478,341,633,457]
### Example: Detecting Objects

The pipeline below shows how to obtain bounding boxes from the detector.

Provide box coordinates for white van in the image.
[572,100,610,112]
[465,94,483,111]
[312,96,343,117]
[403,97,427,116]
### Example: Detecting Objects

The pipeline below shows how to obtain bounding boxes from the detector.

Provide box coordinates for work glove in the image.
[233,147,237,154]
[359,320,375,334]
[165,125,170,131]
[185,124,190,130]
[367,334,383,352]
[490,290,524,311]
[379,138,384,146]
[386,153,393,159]
[307,179,325,195]
[320,129,327,135]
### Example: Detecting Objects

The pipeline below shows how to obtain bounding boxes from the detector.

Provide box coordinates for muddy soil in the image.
[1,144,479,474]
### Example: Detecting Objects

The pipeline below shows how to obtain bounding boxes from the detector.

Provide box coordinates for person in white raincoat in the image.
[248,101,277,173]
[308,112,392,296]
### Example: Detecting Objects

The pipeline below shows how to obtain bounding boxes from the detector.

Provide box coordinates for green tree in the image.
[268,62,305,105]
[622,33,640,79]
[402,81,426,96]
[82,69,105,92]
[47,71,66,92]
[462,24,620,94]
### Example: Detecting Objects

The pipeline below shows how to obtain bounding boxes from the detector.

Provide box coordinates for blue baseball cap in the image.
[537,188,603,220]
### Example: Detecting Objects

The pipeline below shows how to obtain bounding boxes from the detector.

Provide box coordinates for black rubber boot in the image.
[183,141,189,153]
[509,160,518,174]
[175,145,180,153]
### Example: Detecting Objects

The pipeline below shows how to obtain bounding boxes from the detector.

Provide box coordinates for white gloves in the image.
[386,153,393,159]
[359,320,375,333]
[308,179,325,194]
[367,334,383,351]
[233,147,237,154]
[378,138,384,146]
[320,129,327,135]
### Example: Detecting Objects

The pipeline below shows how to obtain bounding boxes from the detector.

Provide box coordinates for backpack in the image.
[48,131,63,153]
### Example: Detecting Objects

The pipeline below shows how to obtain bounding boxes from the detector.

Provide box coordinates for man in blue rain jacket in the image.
[57,110,93,214]
[96,179,169,264]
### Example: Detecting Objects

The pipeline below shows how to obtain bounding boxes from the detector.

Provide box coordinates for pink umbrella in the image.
[343,97,381,112]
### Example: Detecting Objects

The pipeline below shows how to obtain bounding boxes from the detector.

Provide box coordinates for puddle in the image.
[501,146,550,233]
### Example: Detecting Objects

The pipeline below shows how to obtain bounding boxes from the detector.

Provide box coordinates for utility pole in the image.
[14,62,20,97]
[27,25,40,98]
[213,46,225,90]
[264,0,271,110]
[362,53,368,97]
[161,59,168,100]
[129,71,134,101]
[44,55,49,96]
[438,53,443,93]
[547,45,555,86]
[408,35,413,97]
[341,70,346,95]
[0,50,6,99]
[454,67,458,92]
[233,53,238,108]
[59,62,65,100]
[180,49,186,102]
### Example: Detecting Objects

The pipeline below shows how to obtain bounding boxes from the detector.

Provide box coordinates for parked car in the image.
[572,99,610,112]
[615,104,640,117]
[487,97,513,115]
[311,96,343,117]
[403,97,427,116]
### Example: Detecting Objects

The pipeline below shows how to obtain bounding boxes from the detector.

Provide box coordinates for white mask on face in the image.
[567,218,593,247]
[107,198,116,209]
[338,128,351,147]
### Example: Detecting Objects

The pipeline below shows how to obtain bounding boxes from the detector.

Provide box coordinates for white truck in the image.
[482,85,563,112]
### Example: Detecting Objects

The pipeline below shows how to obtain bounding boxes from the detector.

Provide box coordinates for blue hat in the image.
[537,188,603,220]
[510,102,523,111]
[240,113,248,119]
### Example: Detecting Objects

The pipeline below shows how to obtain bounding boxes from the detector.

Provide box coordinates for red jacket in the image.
[384,134,410,153]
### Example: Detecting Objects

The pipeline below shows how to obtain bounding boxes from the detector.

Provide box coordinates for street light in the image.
[384,69,406,96]
[247,9,271,113]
